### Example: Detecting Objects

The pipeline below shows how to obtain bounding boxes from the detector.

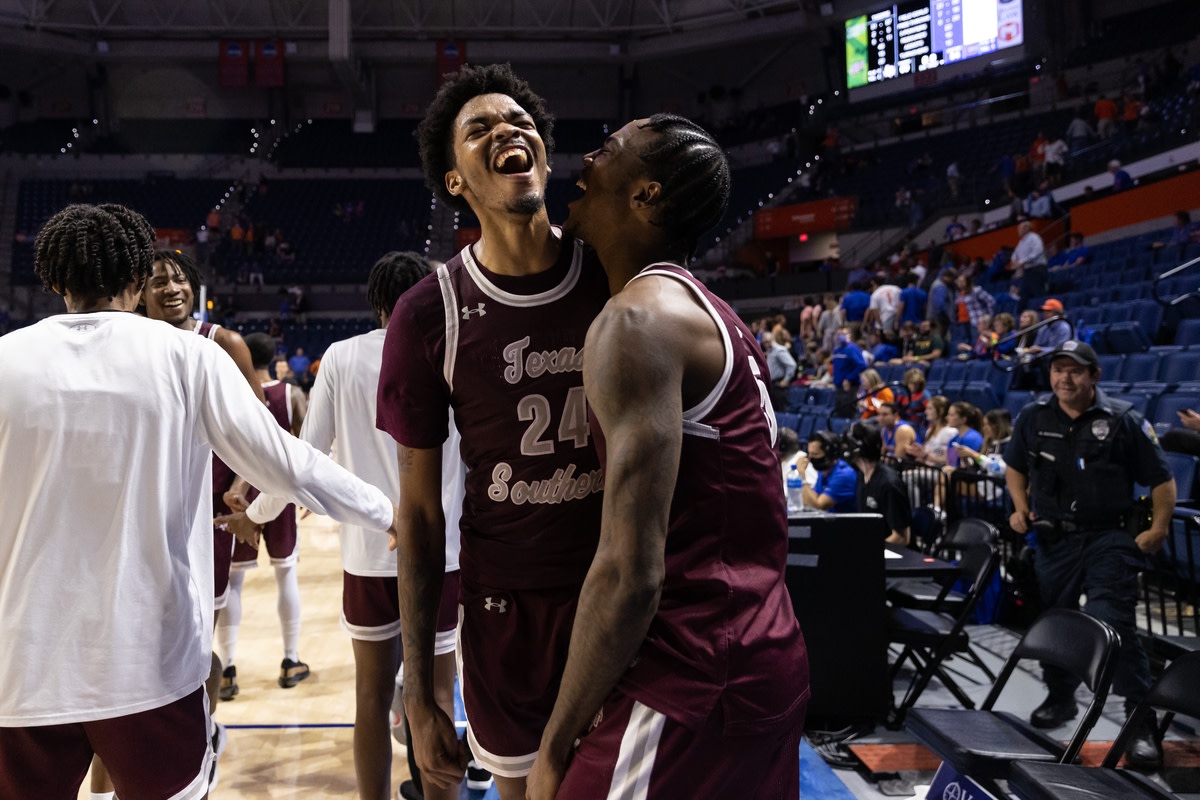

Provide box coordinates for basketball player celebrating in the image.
[376,64,608,800]
[0,203,399,799]
[234,252,467,800]
[219,332,310,698]
[526,115,810,800]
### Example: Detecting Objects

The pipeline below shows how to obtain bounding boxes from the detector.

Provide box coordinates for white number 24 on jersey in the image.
[518,386,590,456]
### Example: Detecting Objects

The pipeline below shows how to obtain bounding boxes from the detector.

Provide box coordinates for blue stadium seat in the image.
[796,413,819,442]
[1175,319,1200,347]
[775,412,800,433]
[926,360,949,385]
[1120,352,1162,383]
[1096,353,1125,381]
[807,386,836,410]
[1128,300,1164,340]
[1151,393,1200,427]
[1163,452,1197,505]
[1096,322,1152,354]
[1004,389,1035,421]
[1114,392,1154,417]
[786,384,807,412]
[961,382,1000,413]
[1159,351,1200,387]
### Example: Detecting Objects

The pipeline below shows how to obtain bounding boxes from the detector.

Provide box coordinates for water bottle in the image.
[786,464,805,514]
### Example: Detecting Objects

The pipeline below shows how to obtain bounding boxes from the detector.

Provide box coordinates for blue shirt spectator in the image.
[1109,160,1133,191]
[832,333,867,389]
[841,285,871,323]
[813,459,859,513]
[927,271,955,326]
[898,277,927,326]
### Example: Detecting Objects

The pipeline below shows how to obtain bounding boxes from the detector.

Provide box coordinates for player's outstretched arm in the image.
[529,295,679,800]
[395,444,466,790]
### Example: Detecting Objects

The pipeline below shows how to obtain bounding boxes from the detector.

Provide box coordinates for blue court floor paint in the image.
[800,739,857,799]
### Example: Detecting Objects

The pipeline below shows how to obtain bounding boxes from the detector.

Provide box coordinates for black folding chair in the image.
[888,539,999,718]
[887,518,1001,682]
[905,609,1119,798]
[1008,650,1200,800]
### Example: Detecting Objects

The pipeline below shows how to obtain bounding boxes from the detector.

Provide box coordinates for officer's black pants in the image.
[1034,528,1152,707]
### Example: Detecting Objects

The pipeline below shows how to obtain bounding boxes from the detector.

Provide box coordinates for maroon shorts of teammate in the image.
[342,570,460,654]
[231,503,298,568]
[0,686,212,800]
[556,689,804,800]
[457,578,579,777]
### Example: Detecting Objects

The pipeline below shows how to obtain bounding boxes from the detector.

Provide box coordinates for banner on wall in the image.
[754,196,858,239]
[219,40,250,88]
[437,40,467,85]
[255,39,285,88]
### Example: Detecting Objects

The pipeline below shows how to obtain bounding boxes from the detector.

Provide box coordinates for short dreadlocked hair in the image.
[34,203,155,299]
[416,63,555,212]
[153,249,203,300]
[636,114,731,259]
[368,251,432,321]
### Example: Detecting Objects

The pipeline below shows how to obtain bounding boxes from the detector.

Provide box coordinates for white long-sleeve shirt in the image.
[247,329,464,576]
[0,312,392,725]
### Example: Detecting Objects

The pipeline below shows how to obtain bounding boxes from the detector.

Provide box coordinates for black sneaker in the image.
[219,664,239,701]
[1030,694,1078,729]
[466,759,494,791]
[398,779,423,800]
[278,657,311,688]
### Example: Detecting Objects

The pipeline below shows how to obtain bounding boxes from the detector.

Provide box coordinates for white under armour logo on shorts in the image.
[483,596,507,613]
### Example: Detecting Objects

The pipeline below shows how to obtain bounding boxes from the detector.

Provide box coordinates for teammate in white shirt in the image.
[0,203,399,800]
[233,252,466,800]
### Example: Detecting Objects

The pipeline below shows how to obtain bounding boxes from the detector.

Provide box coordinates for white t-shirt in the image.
[247,329,464,576]
[869,284,902,332]
[0,312,392,726]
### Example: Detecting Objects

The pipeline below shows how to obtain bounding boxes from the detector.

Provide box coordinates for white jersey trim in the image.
[607,700,665,800]
[628,264,732,425]
[459,227,583,308]
[437,264,461,391]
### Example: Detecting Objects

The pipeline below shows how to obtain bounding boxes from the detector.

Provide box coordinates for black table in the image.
[885,546,959,578]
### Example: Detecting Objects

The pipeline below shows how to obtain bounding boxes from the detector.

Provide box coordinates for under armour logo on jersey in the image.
[483,596,507,613]
[461,302,487,320]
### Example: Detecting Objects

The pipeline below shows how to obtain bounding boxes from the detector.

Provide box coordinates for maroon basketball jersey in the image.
[594,263,809,735]
[262,380,292,432]
[377,232,609,590]
[196,321,236,493]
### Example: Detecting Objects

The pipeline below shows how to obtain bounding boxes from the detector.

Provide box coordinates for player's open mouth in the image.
[493,146,532,174]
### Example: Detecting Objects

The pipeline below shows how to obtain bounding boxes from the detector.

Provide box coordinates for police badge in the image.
[1091,419,1110,440]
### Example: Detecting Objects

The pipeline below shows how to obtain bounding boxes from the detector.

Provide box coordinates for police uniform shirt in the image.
[1004,387,1171,525]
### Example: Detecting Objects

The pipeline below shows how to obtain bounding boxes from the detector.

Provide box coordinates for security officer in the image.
[846,422,912,545]
[1005,339,1176,771]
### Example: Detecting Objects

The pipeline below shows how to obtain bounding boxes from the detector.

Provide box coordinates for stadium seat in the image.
[1095,322,1152,354]
[1004,390,1035,421]
[1174,318,1200,347]
[775,412,800,433]
[1095,353,1125,381]
[1152,393,1200,428]
[1159,351,1200,388]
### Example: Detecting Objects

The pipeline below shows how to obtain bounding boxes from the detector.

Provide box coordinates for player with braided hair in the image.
[527,117,807,799]
[0,203,400,799]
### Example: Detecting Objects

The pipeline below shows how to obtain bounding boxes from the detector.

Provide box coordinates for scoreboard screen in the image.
[846,0,1023,89]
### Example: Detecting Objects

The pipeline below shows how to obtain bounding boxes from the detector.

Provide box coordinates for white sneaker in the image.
[466,760,493,791]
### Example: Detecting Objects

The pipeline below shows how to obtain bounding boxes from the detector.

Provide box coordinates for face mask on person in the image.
[810,454,835,471]
[835,334,849,346]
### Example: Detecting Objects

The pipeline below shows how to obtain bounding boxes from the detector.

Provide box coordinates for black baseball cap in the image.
[1049,339,1098,368]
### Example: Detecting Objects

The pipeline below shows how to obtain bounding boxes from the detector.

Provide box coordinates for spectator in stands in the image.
[897,368,929,433]
[945,216,967,241]
[953,273,996,347]
[195,226,210,266]
[276,237,296,262]
[248,259,265,289]
[1066,111,1096,152]
[1024,299,1072,357]
[229,219,246,253]
[926,267,956,334]
[896,272,927,328]
[956,314,995,361]
[840,281,871,336]
[1048,232,1090,292]
[907,319,946,367]
[1108,159,1134,192]
[796,431,858,513]
[877,401,916,461]
[832,327,867,417]
[985,245,1013,283]
[946,161,961,198]
[762,331,797,410]
[992,312,1018,360]
[818,293,842,353]
[906,396,954,465]
[1029,131,1048,183]
[1122,92,1143,135]
[1163,407,1200,458]
[1094,94,1118,139]
[1043,137,1068,186]
[867,329,898,364]
[857,369,894,419]
[288,347,312,391]
[939,407,1012,509]
[865,276,901,336]
[944,402,985,469]
[1151,210,1200,261]
[799,295,822,342]
[847,422,912,545]
[1024,184,1055,219]
[1008,220,1047,310]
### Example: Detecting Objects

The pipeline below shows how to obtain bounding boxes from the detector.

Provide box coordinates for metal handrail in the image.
[1152,252,1200,308]
[991,313,1076,373]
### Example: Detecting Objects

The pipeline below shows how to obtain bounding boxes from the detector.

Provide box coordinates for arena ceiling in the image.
[0,0,824,64]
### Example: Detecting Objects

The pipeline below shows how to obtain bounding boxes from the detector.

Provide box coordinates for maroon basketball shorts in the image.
[213,526,234,611]
[342,570,460,654]
[231,503,299,568]
[0,686,212,800]
[556,690,803,800]
[457,578,580,777]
